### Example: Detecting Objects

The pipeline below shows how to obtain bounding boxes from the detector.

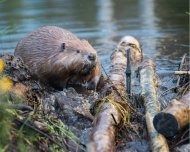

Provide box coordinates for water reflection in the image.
[139,0,161,58]
[96,0,116,70]
[154,0,189,59]
[0,0,189,70]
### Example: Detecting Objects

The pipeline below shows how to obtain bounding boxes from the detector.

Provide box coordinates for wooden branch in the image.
[140,59,169,152]
[176,54,187,91]
[87,102,121,152]
[87,43,130,152]
[153,91,190,137]
[159,71,190,76]
[174,71,190,75]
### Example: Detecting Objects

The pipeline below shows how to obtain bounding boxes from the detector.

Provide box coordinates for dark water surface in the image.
[0,0,189,71]
[0,1,189,151]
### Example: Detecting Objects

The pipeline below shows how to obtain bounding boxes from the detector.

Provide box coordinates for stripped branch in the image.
[140,59,169,152]
[176,54,187,91]
[87,49,128,152]
[159,70,190,76]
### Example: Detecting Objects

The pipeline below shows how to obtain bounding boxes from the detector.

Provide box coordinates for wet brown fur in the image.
[15,26,101,89]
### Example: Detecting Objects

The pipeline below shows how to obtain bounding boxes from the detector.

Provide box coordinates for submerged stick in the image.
[140,59,169,152]
[153,91,190,137]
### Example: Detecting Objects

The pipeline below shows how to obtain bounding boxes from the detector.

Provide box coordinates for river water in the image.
[0,0,189,71]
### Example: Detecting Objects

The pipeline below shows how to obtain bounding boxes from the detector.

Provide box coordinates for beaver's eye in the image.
[76,50,80,53]
[60,43,65,52]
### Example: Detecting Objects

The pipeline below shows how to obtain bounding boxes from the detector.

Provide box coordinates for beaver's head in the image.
[50,39,98,75]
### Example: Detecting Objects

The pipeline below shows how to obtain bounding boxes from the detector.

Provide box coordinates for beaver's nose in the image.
[88,53,96,61]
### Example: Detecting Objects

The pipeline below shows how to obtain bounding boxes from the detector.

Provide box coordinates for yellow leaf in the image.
[0,77,13,93]
[0,59,4,73]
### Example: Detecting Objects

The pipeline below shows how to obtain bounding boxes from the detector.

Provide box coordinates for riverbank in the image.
[0,52,189,152]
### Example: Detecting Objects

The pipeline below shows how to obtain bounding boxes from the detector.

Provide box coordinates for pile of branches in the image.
[0,51,189,152]
[156,54,190,151]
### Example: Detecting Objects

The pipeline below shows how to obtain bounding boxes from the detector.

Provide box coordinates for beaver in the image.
[15,26,101,90]
[117,36,142,64]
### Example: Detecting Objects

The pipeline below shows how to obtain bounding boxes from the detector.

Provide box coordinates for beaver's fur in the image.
[15,26,101,90]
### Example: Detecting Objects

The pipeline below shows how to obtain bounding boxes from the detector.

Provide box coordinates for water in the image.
[0,0,189,72]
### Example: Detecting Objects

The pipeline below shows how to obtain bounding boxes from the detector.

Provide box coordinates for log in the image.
[87,36,141,152]
[87,50,127,152]
[140,59,169,152]
[153,91,190,137]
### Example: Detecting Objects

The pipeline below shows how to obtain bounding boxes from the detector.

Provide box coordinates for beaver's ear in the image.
[61,43,65,52]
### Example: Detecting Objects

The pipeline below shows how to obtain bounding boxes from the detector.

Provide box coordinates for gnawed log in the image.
[153,91,190,137]
[87,36,142,152]
[140,59,169,152]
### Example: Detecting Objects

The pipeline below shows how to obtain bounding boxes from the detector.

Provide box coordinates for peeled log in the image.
[87,50,127,152]
[153,91,190,137]
[87,36,142,152]
[140,59,169,152]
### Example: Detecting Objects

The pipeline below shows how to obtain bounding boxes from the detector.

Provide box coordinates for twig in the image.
[159,86,177,97]
[181,128,189,139]
[182,84,190,95]
[9,104,33,111]
[172,136,189,148]
[176,82,190,97]
[159,70,190,76]
[111,113,118,125]
[176,54,187,91]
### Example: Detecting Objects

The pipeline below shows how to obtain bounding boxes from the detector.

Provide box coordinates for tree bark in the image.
[140,59,169,152]
[153,91,190,137]
[87,49,128,152]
